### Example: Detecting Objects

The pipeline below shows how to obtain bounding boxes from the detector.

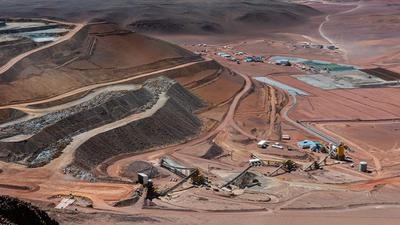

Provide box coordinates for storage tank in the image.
[359,161,367,172]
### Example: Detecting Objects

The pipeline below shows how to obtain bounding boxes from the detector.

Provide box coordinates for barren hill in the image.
[0,77,203,172]
[0,0,320,35]
[0,23,199,106]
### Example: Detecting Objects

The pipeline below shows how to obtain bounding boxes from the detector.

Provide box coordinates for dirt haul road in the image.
[0,85,142,130]
[0,59,211,110]
[105,68,253,178]
[49,93,169,171]
[0,21,86,75]
[318,0,363,61]
[0,59,253,212]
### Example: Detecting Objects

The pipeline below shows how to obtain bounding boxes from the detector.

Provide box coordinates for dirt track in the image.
[1,2,400,224]
[0,21,86,75]
[0,59,210,110]
[0,55,253,214]
[318,0,363,61]
[104,63,253,178]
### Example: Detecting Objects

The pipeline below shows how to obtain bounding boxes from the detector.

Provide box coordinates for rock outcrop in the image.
[0,195,58,225]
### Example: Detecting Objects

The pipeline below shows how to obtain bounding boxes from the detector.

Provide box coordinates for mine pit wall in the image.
[0,38,43,67]
[0,25,90,83]
[0,24,71,34]
[0,108,26,124]
[162,60,220,81]
[0,88,154,164]
[0,23,201,106]
[71,83,204,176]
[0,78,204,171]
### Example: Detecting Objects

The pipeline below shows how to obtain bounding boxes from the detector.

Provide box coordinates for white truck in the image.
[257,140,269,149]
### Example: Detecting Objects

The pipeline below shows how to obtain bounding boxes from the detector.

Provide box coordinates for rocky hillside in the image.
[70,78,204,178]
[0,77,203,172]
[0,196,58,225]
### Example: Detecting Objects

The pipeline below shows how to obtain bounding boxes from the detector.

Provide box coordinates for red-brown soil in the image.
[315,121,400,177]
[1,1,400,225]
[0,23,198,106]
[270,75,400,121]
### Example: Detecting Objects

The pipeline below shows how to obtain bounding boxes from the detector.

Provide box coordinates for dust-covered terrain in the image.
[1,0,400,225]
[0,0,320,35]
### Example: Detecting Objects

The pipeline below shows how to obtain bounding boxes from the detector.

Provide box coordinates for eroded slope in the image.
[0,77,203,174]
[0,23,199,106]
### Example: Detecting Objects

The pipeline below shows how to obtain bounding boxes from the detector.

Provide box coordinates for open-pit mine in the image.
[0,1,400,225]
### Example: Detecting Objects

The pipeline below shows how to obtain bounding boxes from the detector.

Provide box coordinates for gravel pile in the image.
[0,91,126,139]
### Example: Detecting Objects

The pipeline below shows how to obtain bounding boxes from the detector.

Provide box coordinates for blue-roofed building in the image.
[297,140,324,152]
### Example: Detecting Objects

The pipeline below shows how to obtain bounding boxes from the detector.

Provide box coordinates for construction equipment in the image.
[221,165,253,188]
[250,153,297,176]
[303,154,329,171]
[145,168,208,199]
[272,143,284,149]
[145,180,159,201]
[249,159,262,167]
[158,169,205,196]
[160,157,192,178]
[327,142,347,161]
[138,173,149,185]
[250,153,281,167]
[142,157,209,200]
[268,160,297,177]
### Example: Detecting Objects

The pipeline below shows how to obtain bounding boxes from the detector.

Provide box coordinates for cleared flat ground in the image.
[270,75,400,121]
[315,121,400,176]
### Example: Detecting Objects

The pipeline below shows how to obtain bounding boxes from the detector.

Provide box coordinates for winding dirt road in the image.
[49,93,169,171]
[0,59,211,110]
[0,21,86,75]
[318,0,363,61]
[104,68,253,178]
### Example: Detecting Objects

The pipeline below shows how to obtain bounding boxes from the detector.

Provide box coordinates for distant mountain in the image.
[0,0,321,35]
